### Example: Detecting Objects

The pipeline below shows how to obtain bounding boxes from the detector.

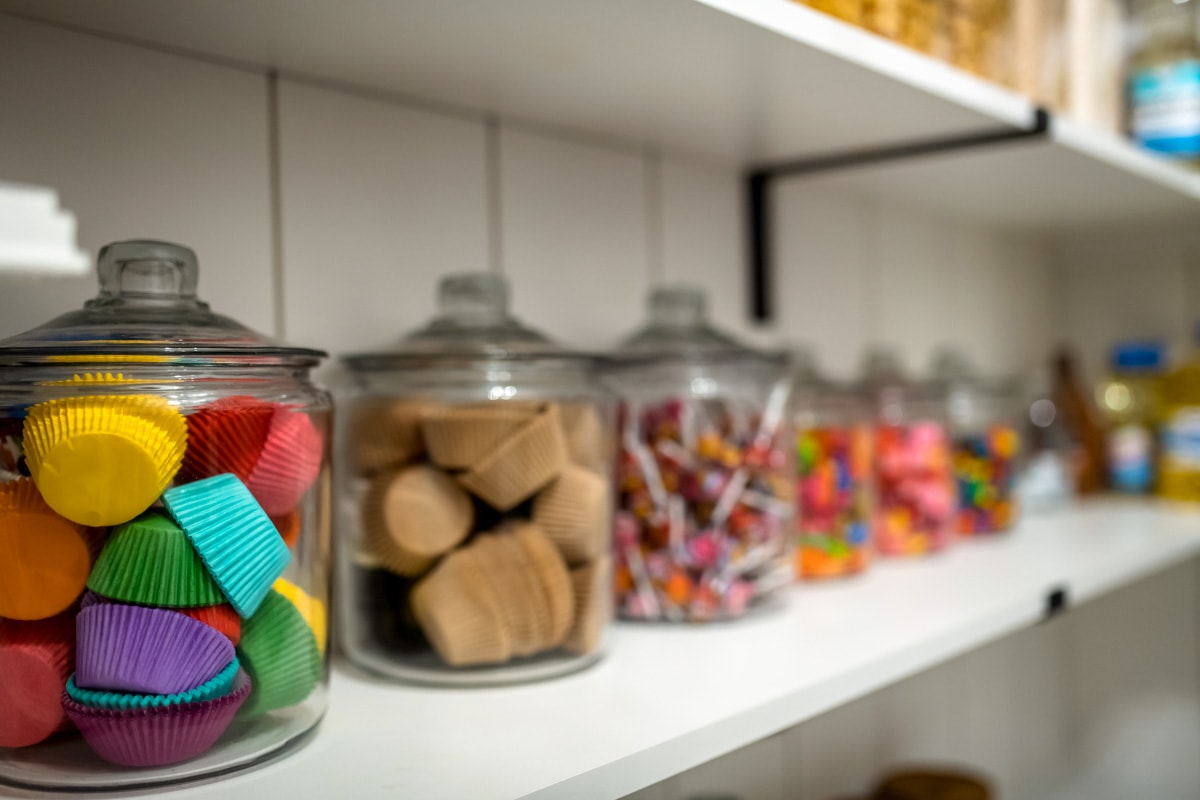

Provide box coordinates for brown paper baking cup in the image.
[411,548,512,667]
[363,466,473,577]
[563,556,611,656]
[420,402,538,470]
[471,532,543,657]
[511,522,574,648]
[559,404,608,470]
[532,465,611,565]
[351,399,426,475]
[457,405,568,511]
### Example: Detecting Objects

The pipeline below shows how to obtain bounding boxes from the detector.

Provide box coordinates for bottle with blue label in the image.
[1097,341,1164,494]
[1127,0,1200,162]
[1157,327,1200,500]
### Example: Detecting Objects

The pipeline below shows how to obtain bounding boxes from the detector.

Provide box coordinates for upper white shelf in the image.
[1,0,1198,228]
[1,501,1192,800]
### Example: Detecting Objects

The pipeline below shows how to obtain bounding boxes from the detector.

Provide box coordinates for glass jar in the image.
[789,349,873,580]
[1096,341,1165,494]
[931,350,1022,536]
[1158,325,1200,501]
[805,0,862,25]
[863,0,941,53]
[861,349,955,557]
[0,241,330,790]
[1127,0,1200,162]
[337,273,614,686]
[606,287,793,623]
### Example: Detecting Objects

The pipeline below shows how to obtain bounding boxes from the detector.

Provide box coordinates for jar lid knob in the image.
[437,272,509,326]
[96,239,199,301]
[648,285,706,328]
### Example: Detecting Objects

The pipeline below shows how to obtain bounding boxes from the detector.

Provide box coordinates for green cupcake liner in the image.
[87,512,224,608]
[236,590,321,716]
[65,657,239,711]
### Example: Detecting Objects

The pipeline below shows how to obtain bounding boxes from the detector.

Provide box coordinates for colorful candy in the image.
[872,421,955,556]
[615,398,792,622]
[952,425,1019,535]
[795,425,873,579]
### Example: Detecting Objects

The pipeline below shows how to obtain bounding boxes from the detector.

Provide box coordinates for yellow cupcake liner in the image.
[23,395,187,527]
[563,556,611,656]
[272,578,328,654]
[362,467,473,577]
[47,353,170,364]
[532,465,611,565]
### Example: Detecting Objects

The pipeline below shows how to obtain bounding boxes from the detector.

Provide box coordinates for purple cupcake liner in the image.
[62,669,251,768]
[75,603,234,696]
[79,590,106,609]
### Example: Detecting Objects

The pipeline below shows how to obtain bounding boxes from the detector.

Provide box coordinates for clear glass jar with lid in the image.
[789,348,874,580]
[337,273,615,685]
[606,286,793,623]
[0,241,330,790]
[930,349,1021,536]
[861,348,955,557]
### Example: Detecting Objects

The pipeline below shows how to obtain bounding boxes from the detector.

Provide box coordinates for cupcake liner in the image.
[272,578,328,654]
[164,474,291,618]
[471,532,543,657]
[457,405,569,511]
[0,614,75,747]
[512,522,574,647]
[22,395,187,527]
[363,466,473,577]
[351,399,426,475]
[79,590,241,645]
[532,465,611,565]
[271,509,302,549]
[66,657,239,710]
[560,404,608,470]
[62,668,251,767]
[37,373,153,386]
[563,556,612,656]
[245,410,324,516]
[411,548,513,667]
[0,478,95,620]
[236,589,323,715]
[420,402,538,470]
[180,396,276,483]
[87,512,225,608]
[75,603,234,695]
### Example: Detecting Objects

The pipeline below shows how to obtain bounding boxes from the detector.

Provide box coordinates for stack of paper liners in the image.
[457,405,569,511]
[21,394,187,527]
[420,402,537,470]
[411,523,574,667]
[0,614,75,748]
[363,465,473,577]
[532,465,611,565]
[82,590,242,645]
[352,398,427,475]
[559,403,610,472]
[0,478,101,620]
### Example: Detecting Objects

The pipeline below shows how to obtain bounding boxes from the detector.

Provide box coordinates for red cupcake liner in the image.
[180,396,276,483]
[62,669,251,767]
[0,614,76,747]
[246,410,323,516]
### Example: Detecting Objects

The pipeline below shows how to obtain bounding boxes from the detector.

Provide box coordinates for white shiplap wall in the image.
[4,14,1182,800]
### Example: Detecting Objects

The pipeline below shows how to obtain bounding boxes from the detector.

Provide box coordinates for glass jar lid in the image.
[613,285,775,365]
[0,240,325,366]
[342,272,599,371]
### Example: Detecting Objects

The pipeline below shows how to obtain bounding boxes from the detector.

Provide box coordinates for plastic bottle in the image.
[1126,0,1200,162]
[1096,341,1164,493]
[1158,325,1200,501]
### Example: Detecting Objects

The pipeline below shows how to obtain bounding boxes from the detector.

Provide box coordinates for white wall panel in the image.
[0,16,274,338]
[276,79,488,359]
[499,126,648,349]
[674,734,785,800]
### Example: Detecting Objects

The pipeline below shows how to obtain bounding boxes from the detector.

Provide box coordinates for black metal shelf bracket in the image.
[747,107,1052,322]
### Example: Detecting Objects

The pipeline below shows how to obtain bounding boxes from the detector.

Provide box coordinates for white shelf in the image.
[1,502,1190,800]
[5,0,1199,232]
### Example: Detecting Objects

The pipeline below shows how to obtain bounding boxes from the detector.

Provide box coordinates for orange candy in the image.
[664,570,691,606]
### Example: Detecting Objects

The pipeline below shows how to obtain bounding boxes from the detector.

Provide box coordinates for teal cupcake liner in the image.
[65,657,239,711]
[236,590,321,716]
[87,512,225,608]
[163,475,290,618]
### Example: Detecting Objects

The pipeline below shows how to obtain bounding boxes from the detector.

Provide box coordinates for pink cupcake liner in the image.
[62,669,251,767]
[0,614,75,747]
[75,603,234,695]
[245,410,323,516]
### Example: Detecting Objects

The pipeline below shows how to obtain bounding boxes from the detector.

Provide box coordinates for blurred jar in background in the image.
[1018,365,1076,513]
[930,349,1022,536]
[805,0,861,24]
[861,349,955,557]
[1126,0,1200,163]
[789,348,873,580]
[1096,341,1165,494]
[1158,325,1200,501]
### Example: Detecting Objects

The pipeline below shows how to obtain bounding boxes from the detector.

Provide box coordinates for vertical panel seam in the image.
[645,147,664,284]
[266,70,287,338]
[485,115,505,274]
